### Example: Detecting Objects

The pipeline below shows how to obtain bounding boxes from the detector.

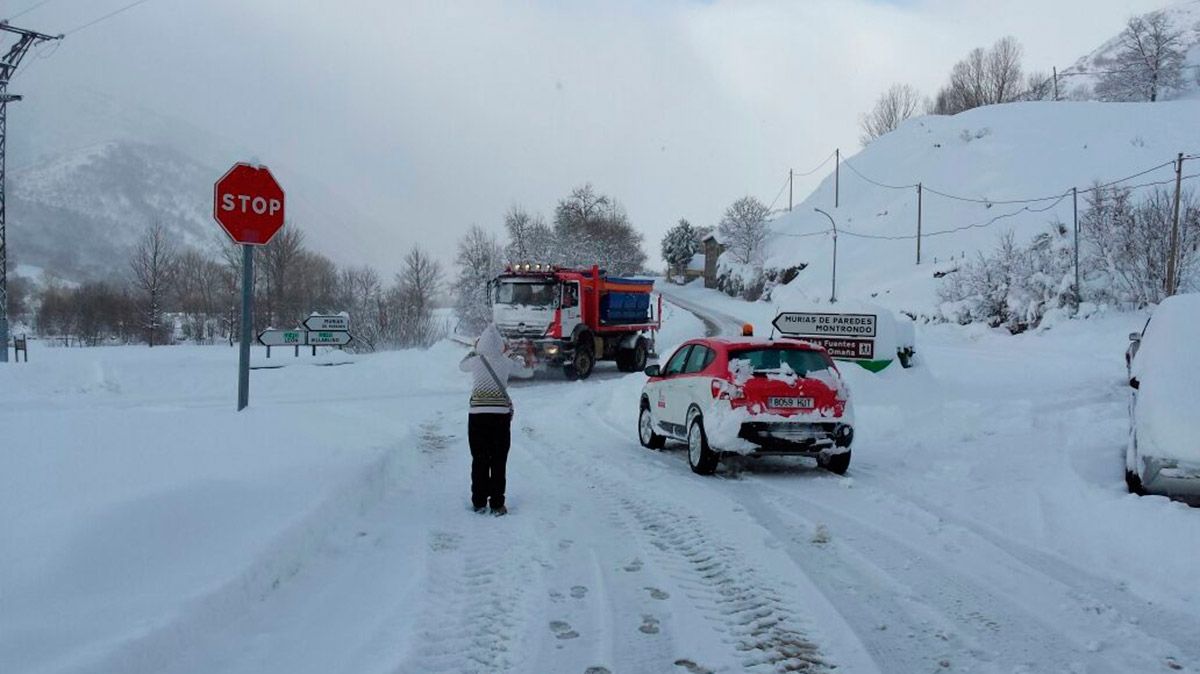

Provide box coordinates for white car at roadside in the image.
[1126,293,1200,502]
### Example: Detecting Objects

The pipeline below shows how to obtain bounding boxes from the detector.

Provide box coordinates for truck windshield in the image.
[496,281,559,307]
[728,348,830,376]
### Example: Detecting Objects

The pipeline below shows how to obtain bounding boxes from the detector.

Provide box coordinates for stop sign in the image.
[213,163,286,245]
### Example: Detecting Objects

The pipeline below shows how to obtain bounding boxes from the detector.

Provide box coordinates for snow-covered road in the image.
[3,289,1199,674]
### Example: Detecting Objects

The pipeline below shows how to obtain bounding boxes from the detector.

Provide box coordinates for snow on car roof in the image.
[701,336,821,350]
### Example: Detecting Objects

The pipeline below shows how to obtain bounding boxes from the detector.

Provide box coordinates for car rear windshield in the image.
[728,348,830,375]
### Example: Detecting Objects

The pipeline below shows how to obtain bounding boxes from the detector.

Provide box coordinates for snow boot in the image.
[491,505,508,517]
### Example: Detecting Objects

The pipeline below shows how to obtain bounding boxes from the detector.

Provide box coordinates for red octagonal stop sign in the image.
[213,163,286,245]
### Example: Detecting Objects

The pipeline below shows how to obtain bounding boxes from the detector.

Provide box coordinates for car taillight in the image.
[711,379,744,400]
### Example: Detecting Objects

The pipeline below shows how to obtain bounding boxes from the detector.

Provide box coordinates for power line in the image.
[840,158,916,191]
[791,150,837,178]
[4,0,56,22]
[63,0,158,36]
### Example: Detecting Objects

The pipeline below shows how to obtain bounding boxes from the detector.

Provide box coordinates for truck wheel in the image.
[616,339,649,373]
[631,339,648,372]
[686,412,719,475]
[564,341,594,380]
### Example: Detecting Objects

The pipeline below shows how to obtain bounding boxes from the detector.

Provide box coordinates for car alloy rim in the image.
[688,422,702,465]
[640,409,653,443]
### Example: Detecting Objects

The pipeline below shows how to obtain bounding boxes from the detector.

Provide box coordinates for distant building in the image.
[701,234,725,289]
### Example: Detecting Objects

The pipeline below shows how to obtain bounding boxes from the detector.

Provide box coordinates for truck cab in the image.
[490,264,659,380]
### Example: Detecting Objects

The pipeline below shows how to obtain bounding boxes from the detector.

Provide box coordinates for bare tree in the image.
[337,265,384,352]
[174,247,224,343]
[258,226,306,329]
[860,84,923,145]
[454,225,505,334]
[718,196,771,265]
[1095,11,1186,102]
[393,246,444,347]
[1022,71,1055,101]
[503,205,554,263]
[553,184,647,274]
[933,37,1027,115]
[129,222,178,346]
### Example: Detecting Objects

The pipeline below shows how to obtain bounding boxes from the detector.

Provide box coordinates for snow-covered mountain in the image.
[1061,1,1200,100]
[9,141,218,281]
[5,86,381,283]
[762,100,1200,315]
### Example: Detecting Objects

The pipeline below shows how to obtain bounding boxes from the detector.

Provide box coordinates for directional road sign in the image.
[258,329,307,347]
[772,312,877,338]
[303,314,350,332]
[307,330,353,347]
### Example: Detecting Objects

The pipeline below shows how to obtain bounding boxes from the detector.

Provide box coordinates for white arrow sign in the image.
[772,312,877,338]
[303,314,350,331]
[307,330,353,346]
[258,329,307,347]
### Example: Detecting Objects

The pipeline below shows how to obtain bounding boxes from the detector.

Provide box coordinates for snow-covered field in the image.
[3,291,1199,674]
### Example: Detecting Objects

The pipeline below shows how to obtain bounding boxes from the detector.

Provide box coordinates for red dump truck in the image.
[490,264,661,379]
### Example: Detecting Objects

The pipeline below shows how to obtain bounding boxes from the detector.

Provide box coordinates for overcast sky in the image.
[5,0,1177,273]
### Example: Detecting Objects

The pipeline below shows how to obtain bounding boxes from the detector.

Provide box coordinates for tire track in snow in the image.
[734,480,1174,674]
[521,406,834,674]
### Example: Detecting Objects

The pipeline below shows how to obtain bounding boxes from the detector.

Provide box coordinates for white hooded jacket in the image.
[459,324,529,414]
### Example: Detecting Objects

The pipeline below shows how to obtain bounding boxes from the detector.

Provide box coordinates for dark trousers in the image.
[468,412,512,508]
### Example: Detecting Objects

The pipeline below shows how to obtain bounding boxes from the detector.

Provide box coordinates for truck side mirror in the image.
[1128,332,1141,342]
[644,364,661,377]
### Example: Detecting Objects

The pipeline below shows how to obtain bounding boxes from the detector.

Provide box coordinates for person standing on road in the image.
[459,323,531,515]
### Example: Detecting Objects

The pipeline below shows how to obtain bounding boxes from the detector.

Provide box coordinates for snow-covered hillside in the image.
[1062,1,1200,101]
[9,141,219,280]
[761,100,1200,315]
[5,86,381,282]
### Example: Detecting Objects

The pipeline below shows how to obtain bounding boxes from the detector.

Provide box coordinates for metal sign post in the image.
[238,245,254,411]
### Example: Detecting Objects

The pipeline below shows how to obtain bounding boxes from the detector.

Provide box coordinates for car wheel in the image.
[818,449,852,475]
[687,412,719,475]
[638,404,665,449]
[1125,430,1146,496]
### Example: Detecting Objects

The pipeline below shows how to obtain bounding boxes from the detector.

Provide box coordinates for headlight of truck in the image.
[545,344,560,355]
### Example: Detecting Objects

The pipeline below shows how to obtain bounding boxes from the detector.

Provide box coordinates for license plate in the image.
[769,396,814,409]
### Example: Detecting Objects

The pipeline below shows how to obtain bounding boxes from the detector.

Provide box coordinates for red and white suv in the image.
[638,337,855,475]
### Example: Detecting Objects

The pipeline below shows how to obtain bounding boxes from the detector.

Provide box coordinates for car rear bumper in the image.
[738,421,853,456]
[1141,456,1200,501]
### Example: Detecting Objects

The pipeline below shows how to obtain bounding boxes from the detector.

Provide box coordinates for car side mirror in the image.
[644,365,661,377]
[1128,332,1142,342]
[1129,377,1140,389]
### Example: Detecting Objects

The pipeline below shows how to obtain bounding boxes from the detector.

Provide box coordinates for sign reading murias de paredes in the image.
[772,312,877,338]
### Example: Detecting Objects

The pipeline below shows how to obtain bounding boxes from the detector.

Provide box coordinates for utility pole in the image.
[1166,152,1184,297]
[1072,187,1079,301]
[0,22,62,363]
[815,208,837,303]
[1052,67,1059,101]
[788,169,793,212]
[834,148,840,208]
[916,182,923,265]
